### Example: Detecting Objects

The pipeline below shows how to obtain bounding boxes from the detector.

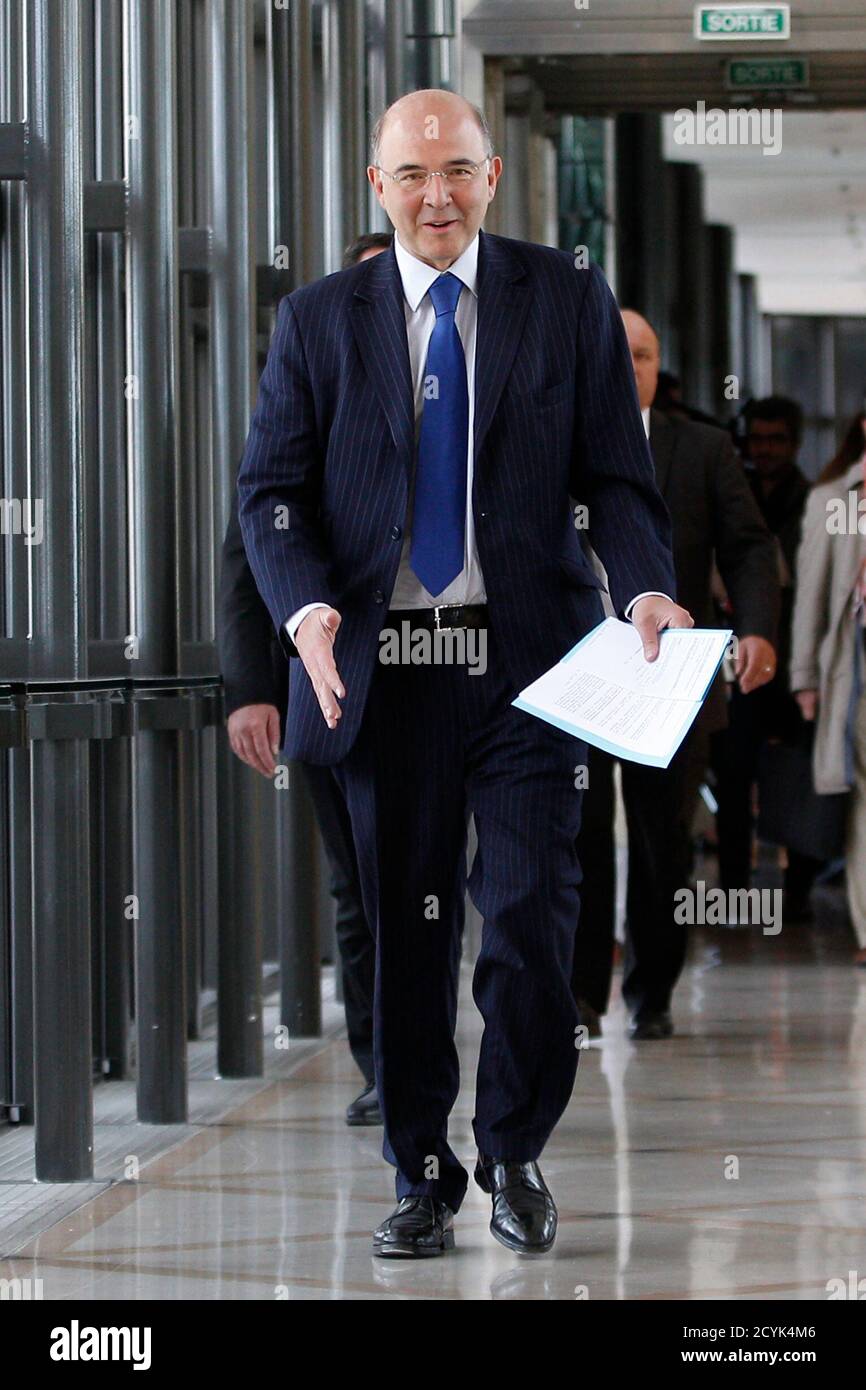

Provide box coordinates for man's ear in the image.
[366,165,385,203]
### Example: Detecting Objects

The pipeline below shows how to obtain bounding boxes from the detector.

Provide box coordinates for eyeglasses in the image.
[375,158,490,193]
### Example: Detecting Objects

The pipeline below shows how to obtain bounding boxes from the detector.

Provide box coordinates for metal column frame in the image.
[90,0,131,673]
[384,0,406,104]
[208,0,255,541]
[321,1,344,273]
[0,3,30,1123]
[94,736,134,1078]
[130,679,222,1119]
[30,728,93,1179]
[0,0,31,673]
[738,273,764,398]
[124,0,188,1123]
[0,694,27,1118]
[132,726,187,1122]
[124,0,181,677]
[216,743,265,1076]
[614,113,669,353]
[272,0,315,291]
[22,0,95,1180]
[365,1,389,234]
[338,0,367,251]
[0,0,340,1171]
[406,0,458,92]
[706,221,736,419]
[26,0,87,681]
[322,0,374,269]
[208,0,267,1077]
[281,764,321,1038]
[670,160,712,413]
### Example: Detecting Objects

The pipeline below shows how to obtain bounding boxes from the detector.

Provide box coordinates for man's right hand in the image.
[296,606,345,729]
[795,689,819,722]
[227,703,281,777]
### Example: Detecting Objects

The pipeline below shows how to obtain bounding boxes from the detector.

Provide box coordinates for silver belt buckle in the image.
[433,604,463,631]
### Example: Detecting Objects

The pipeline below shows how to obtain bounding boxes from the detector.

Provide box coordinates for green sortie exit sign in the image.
[695,5,791,40]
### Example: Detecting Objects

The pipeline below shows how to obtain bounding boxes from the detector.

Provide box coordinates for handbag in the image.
[756,723,849,861]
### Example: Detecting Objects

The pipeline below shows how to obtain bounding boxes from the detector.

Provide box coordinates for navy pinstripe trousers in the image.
[333,621,587,1214]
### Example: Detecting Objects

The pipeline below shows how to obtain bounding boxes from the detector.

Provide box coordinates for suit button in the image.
[373,589,385,604]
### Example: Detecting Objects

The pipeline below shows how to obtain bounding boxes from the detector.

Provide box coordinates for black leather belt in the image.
[388,604,489,632]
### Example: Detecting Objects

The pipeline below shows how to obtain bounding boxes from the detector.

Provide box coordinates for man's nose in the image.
[423,175,453,209]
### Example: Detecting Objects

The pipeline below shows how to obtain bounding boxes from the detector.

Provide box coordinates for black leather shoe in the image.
[474,1154,557,1254]
[345,1082,382,1127]
[629,1010,673,1040]
[372,1196,455,1258]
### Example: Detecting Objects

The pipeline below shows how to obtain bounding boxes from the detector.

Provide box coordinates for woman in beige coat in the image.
[790,413,866,963]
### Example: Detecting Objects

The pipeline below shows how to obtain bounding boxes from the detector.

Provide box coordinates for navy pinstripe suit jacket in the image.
[237,229,676,766]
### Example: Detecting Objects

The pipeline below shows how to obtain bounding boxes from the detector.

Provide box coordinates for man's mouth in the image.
[424,219,459,231]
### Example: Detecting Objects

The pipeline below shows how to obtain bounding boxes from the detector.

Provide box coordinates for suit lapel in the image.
[649,408,676,497]
[473,229,531,463]
[349,243,415,475]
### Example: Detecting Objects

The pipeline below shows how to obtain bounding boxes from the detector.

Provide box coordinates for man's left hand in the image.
[630,595,694,662]
[735,635,777,695]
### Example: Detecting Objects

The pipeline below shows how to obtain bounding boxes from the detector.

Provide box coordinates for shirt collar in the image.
[641,406,651,438]
[393,231,479,312]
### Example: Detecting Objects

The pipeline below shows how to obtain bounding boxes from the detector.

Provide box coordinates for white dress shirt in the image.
[630,404,670,610]
[285,246,668,642]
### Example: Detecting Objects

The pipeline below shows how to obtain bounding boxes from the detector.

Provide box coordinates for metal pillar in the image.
[281,765,321,1038]
[1,3,31,1124]
[614,113,669,348]
[90,0,134,1081]
[216,743,265,1076]
[322,1,344,272]
[384,0,406,103]
[272,0,315,290]
[208,0,268,1077]
[739,272,763,399]
[96,737,134,1077]
[31,734,93,1179]
[406,0,457,91]
[6,747,32,1121]
[25,0,94,1180]
[125,0,187,1122]
[669,161,712,414]
[132,728,186,1121]
[706,222,736,421]
[365,1,389,233]
[339,0,367,248]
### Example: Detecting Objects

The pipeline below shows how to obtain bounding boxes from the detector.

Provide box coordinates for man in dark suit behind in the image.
[217,233,394,1129]
[237,89,692,1257]
[218,490,382,1123]
[572,310,780,1038]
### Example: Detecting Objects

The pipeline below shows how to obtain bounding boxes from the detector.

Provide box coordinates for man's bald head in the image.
[620,308,661,411]
[370,89,493,169]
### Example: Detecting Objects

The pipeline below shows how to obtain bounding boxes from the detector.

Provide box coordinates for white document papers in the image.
[513,617,732,768]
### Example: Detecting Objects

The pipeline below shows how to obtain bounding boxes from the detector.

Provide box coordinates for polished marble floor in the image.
[2,912,865,1300]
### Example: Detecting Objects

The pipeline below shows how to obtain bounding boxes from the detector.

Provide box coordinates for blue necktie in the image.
[409,272,469,598]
